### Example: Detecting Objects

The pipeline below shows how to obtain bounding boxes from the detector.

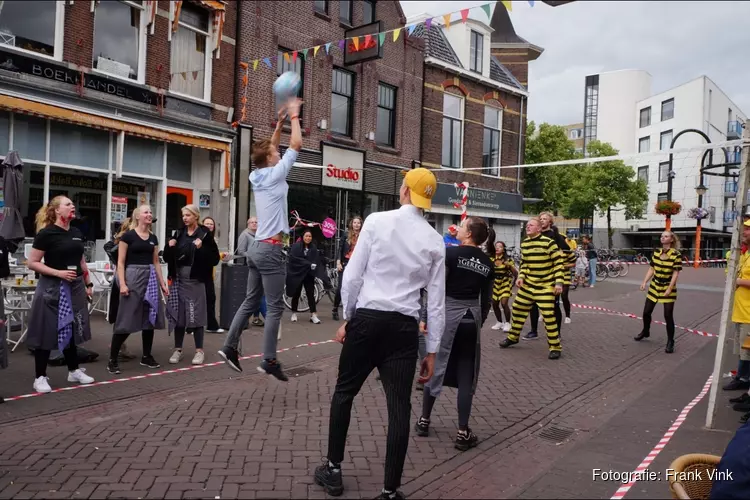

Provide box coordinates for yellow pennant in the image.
[284,52,291,63]
[393,28,402,42]
[313,45,320,57]
[502,0,512,12]
[253,59,258,71]
[352,36,359,51]
[443,14,451,29]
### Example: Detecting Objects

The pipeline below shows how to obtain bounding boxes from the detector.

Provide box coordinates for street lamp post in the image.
[694,179,707,269]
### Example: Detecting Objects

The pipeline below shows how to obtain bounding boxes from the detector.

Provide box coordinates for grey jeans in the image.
[224,240,285,360]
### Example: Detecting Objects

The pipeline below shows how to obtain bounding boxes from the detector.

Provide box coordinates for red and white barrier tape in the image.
[610,376,713,500]
[453,182,469,222]
[608,259,727,265]
[1,339,335,403]
[571,303,717,338]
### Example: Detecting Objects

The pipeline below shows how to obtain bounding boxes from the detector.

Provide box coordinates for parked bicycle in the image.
[280,247,338,312]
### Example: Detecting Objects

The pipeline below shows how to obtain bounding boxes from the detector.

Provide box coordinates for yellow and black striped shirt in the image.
[647,248,682,303]
[562,248,577,285]
[519,234,565,287]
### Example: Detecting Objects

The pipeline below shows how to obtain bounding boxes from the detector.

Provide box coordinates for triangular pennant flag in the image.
[242,74,248,86]
[300,48,308,60]
[425,18,433,29]
[379,32,385,46]
[263,57,272,69]
[528,0,535,6]
[481,3,492,18]
[192,71,198,80]
[502,0,512,12]
[325,42,331,54]
[443,14,451,29]
[461,9,469,22]
[364,34,372,47]
[313,45,320,57]
[353,36,359,51]
[393,27,402,42]
[338,39,345,51]
[292,51,298,63]
[407,24,416,36]
[252,59,259,71]
[284,52,291,64]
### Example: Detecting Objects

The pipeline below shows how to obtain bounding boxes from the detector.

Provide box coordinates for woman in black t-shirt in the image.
[26,196,95,394]
[108,205,169,374]
[416,217,494,451]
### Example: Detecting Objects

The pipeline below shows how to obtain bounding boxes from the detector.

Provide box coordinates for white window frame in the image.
[91,0,148,85]
[442,93,464,169]
[638,136,650,153]
[469,30,483,74]
[658,162,670,183]
[660,129,673,151]
[637,166,649,183]
[0,0,65,61]
[169,5,214,103]
[481,105,502,178]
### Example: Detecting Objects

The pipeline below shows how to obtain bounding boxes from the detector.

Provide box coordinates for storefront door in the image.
[166,187,193,237]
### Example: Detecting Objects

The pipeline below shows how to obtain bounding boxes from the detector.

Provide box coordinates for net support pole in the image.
[706,120,750,429]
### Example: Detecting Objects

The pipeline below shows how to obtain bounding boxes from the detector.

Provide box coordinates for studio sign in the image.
[321,144,364,191]
[326,165,360,182]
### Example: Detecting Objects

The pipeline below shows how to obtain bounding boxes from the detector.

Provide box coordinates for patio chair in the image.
[88,262,113,318]
[668,453,721,499]
[4,286,32,352]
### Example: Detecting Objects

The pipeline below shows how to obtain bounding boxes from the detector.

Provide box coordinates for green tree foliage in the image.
[523,122,581,214]
[564,140,649,248]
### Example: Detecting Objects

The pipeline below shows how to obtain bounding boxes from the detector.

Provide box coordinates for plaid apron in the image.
[57,281,74,352]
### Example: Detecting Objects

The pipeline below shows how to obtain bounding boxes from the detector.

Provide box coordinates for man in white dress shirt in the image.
[313,168,446,500]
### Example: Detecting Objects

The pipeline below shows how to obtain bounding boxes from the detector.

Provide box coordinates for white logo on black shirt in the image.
[457,256,491,276]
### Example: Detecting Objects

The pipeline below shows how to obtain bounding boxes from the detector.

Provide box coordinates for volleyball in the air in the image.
[273,71,301,100]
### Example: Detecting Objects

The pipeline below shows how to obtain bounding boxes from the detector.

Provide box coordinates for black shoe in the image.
[730,393,750,404]
[314,461,343,497]
[0,396,4,404]
[217,346,242,373]
[522,331,538,341]
[723,378,750,391]
[634,331,650,341]
[499,338,518,349]
[332,310,340,321]
[548,351,561,360]
[376,491,406,500]
[414,417,430,437]
[665,340,675,354]
[741,411,750,424]
[258,359,288,382]
[140,355,160,369]
[455,428,478,451]
[107,360,121,374]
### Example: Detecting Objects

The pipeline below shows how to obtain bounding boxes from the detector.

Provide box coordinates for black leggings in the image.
[332,263,347,310]
[205,279,220,331]
[421,321,476,429]
[529,298,562,334]
[174,327,204,349]
[561,285,571,318]
[292,277,317,313]
[110,330,154,361]
[642,300,675,340]
[492,298,511,324]
[35,340,78,378]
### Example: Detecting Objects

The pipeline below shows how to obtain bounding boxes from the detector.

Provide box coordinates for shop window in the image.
[92,0,146,82]
[123,136,164,177]
[331,68,354,137]
[170,2,211,101]
[13,114,46,162]
[376,83,396,147]
[277,47,304,120]
[0,111,9,153]
[50,122,109,170]
[0,0,62,59]
[167,143,193,182]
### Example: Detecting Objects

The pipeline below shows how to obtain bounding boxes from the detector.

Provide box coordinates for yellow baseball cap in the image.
[401,168,437,210]
[743,219,750,227]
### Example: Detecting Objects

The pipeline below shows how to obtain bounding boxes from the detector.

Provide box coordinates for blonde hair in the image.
[539,211,554,221]
[347,216,362,245]
[115,217,132,242]
[35,195,67,233]
[181,204,200,222]
[663,231,681,251]
[131,205,154,232]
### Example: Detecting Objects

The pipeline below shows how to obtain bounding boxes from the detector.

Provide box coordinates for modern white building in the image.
[582,71,746,256]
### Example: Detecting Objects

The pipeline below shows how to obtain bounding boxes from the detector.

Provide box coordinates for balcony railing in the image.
[724,210,738,224]
[728,121,743,140]
[725,180,738,197]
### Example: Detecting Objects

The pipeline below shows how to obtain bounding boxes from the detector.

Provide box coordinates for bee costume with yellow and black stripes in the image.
[492,258,515,300]
[501,233,565,353]
[646,248,682,303]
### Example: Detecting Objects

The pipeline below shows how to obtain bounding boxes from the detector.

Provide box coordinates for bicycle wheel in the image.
[596,263,608,280]
[618,262,630,276]
[606,262,621,278]
[283,286,310,312]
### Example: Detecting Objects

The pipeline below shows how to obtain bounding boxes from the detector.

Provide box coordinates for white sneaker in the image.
[169,350,183,364]
[564,317,571,324]
[291,313,298,322]
[502,322,512,332]
[33,376,52,393]
[207,328,225,333]
[192,351,205,365]
[68,368,94,385]
[311,315,321,325]
[491,322,503,331]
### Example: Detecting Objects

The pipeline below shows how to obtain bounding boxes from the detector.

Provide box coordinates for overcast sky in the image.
[400,1,750,126]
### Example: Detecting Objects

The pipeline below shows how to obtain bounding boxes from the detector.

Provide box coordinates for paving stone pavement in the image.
[0,269,724,499]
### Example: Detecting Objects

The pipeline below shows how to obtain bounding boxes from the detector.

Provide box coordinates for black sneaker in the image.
[733,400,750,412]
[414,417,430,437]
[314,461,343,497]
[332,310,340,321]
[258,359,288,382]
[376,491,406,500]
[499,338,518,348]
[723,378,750,391]
[140,355,160,369]
[107,360,121,374]
[730,393,750,404]
[455,428,478,451]
[741,411,750,424]
[217,346,242,373]
[522,331,538,341]
[548,351,561,360]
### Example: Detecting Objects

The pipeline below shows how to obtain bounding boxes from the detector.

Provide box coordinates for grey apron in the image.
[0,284,7,369]
[26,275,92,351]
[174,266,207,329]
[114,265,166,335]
[425,296,482,399]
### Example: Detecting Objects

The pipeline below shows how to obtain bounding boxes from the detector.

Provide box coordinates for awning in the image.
[0,93,233,189]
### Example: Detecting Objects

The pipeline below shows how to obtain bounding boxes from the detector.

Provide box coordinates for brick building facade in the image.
[0,0,237,253]
[235,0,424,257]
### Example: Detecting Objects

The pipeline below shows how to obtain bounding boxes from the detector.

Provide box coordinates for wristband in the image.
[290,115,299,121]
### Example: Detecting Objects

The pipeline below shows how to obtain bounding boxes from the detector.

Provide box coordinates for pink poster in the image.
[321,218,337,239]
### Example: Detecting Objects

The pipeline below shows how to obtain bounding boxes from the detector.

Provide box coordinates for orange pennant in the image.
[284,52,291,64]
[352,36,359,51]
[443,14,451,28]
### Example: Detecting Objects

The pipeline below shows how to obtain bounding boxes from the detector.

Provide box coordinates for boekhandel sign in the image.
[321,144,364,191]
[431,183,523,214]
